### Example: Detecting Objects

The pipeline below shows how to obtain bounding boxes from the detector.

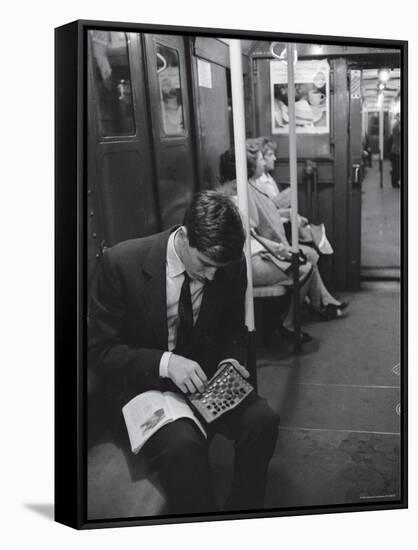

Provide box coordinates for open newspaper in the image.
[122,391,207,454]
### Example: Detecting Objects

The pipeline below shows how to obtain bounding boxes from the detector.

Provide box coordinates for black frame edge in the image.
[401,40,408,509]
[55,19,83,529]
[75,18,407,48]
[81,500,407,530]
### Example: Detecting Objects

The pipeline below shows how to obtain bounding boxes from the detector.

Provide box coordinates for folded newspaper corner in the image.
[122,391,207,454]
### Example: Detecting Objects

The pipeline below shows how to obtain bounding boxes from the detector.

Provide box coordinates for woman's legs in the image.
[308,266,341,309]
[299,245,342,310]
[251,254,292,287]
[251,254,312,331]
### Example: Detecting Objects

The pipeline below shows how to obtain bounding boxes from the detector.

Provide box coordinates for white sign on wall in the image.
[197,59,212,88]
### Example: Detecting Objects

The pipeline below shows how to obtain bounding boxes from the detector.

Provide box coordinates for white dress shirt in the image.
[159,228,206,378]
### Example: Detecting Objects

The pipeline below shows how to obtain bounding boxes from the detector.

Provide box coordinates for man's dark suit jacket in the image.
[88,228,248,410]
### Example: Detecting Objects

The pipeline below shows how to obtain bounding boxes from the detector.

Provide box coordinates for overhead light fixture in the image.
[378,68,391,83]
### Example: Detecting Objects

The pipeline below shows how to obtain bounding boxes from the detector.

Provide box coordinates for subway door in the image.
[192,59,231,189]
[87,30,159,254]
[346,69,364,289]
[144,34,197,228]
[190,37,234,189]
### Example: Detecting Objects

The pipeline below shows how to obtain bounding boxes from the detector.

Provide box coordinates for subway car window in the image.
[156,43,185,136]
[90,31,136,137]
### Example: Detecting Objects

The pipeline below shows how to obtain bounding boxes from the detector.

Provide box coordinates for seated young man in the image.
[88,190,280,514]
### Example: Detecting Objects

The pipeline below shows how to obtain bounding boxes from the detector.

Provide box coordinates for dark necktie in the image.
[174,272,194,355]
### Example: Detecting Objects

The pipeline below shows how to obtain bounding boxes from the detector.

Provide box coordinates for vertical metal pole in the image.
[229,39,255,332]
[379,105,384,188]
[229,40,257,387]
[286,43,301,353]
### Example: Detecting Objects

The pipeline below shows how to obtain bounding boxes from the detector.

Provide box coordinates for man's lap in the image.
[142,392,279,465]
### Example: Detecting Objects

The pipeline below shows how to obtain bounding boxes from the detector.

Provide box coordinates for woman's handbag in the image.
[298,222,334,255]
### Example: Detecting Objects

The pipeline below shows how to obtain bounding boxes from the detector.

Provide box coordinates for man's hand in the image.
[219,358,250,379]
[167,354,208,394]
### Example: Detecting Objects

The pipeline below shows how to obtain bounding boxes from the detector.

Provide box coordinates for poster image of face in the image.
[271,59,330,134]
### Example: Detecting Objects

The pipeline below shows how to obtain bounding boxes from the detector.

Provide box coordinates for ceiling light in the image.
[378,68,391,83]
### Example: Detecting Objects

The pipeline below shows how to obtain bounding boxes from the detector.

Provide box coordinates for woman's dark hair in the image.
[183,190,245,263]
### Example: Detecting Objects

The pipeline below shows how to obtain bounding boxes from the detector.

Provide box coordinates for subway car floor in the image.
[361,158,401,280]
[211,281,401,511]
[88,281,401,519]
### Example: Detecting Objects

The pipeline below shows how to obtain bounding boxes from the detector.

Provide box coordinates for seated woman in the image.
[251,137,292,209]
[251,136,334,256]
[218,143,347,343]
[219,148,313,343]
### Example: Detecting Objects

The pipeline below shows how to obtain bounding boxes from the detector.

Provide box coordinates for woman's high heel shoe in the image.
[319,303,347,320]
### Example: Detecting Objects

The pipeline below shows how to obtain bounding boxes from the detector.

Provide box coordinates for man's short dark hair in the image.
[245,141,262,179]
[183,190,245,263]
[219,148,239,184]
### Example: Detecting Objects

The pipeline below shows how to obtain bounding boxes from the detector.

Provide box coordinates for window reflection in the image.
[156,44,185,136]
[90,31,135,137]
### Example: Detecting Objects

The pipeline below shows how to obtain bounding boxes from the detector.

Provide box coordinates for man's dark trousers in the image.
[143,392,279,514]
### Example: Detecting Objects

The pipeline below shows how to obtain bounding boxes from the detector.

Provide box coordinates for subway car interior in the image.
[86,31,402,519]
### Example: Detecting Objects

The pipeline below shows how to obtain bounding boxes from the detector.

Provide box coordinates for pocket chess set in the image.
[188,362,254,423]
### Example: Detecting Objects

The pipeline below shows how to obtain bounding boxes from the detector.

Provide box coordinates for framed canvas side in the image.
[55,19,408,530]
[55,20,85,529]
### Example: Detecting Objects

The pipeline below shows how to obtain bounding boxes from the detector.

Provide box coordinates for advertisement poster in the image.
[271,59,330,134]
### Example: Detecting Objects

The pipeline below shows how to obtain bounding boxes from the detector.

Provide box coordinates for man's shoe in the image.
[280,325,312,343]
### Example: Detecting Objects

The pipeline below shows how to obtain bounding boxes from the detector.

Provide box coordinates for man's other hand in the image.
[219,358,250,379]
[167,354,208,394]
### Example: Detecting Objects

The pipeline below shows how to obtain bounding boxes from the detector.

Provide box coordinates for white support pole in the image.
[379,105,384,161]
[286,43,299,254]
[379,103,384,188]
[286,43,301,351]
[362,109,367,140]
[229,39,255,331]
